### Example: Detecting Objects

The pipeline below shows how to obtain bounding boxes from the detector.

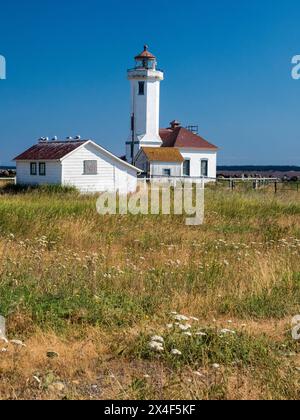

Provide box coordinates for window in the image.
[201,160,208,177]
[183,160,190,176]
[83,160,97,175]
[163,168,171,177]
[39,162,46,176]
[138,82,145,96]
[30,162,37,176]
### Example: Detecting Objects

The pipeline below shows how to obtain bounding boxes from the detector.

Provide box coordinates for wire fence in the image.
[216,178,300,193]
[138,176,300,194]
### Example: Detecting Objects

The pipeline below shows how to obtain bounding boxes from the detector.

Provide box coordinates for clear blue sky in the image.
[0,0,300,166]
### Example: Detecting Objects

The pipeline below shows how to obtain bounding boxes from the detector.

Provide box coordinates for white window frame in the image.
[39,162,46,176]
[201,159,208,177]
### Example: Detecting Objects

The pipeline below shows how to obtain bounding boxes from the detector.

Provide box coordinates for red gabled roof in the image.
[14,141,86,161]
[160,127,218,150]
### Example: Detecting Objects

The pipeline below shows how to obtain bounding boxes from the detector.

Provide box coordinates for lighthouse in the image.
[126,45,164,163]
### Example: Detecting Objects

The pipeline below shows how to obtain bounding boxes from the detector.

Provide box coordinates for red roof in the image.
[14,141,86,161]
[135,45,156,60]
[160,127,218,150]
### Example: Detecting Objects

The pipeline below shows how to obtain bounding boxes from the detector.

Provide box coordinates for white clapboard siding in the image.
[150,162,182,177]
[179,149,217,179]
[62,142,137,193]
[16,161,62,185]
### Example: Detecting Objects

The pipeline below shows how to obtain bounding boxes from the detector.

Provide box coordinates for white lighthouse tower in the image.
[126,45,164,163]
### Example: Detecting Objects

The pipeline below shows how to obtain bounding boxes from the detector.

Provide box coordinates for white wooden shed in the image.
[14,139,139,193]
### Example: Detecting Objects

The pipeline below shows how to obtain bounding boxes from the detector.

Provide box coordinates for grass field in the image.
[1,185,300,400]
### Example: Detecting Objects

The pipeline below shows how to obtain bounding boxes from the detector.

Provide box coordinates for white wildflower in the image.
[212,363,220,369]
[174,314,190,322]
[178,324,192,331]
[220,329,236,335]
[183,332,193,337]
[149,341,164,352]
[151,335,164,344]
[196,332,207,337]
[190,317,199,322]
[166,324,174,329]
[171,349,182,356]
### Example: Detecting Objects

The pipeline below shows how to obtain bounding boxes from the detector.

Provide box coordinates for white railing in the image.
[137,176,209,187]
[0,177,16,184]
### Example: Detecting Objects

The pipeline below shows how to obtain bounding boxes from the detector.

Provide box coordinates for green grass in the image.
[0,186,300,399]
[124,328,276,370]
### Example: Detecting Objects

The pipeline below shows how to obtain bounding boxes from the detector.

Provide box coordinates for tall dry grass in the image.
[0,186,300,399]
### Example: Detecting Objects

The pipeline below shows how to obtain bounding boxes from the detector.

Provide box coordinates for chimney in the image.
[170,120,181,129]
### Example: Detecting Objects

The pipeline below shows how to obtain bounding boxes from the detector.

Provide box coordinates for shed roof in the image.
[14,141,86,161]
[141,147,184,162]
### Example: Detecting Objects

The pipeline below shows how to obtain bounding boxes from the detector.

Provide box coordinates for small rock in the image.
[193,371,204,377]
[47,351,59,359]
[49,382,65,392]
[10,340,26,347]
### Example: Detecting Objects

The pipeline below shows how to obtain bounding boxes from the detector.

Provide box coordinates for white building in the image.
[135,147,183,178]
[14,139,139,193]
[126,46,219,180]
[126,45,163,163]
